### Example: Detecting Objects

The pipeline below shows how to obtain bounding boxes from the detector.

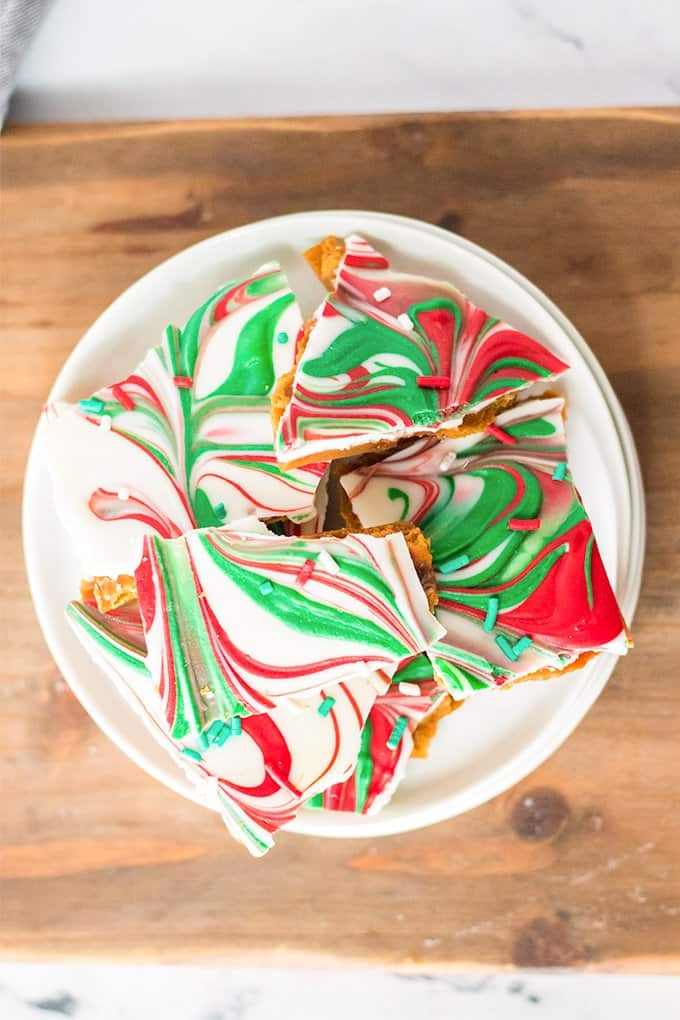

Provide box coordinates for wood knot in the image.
[438,212,464,234]
[513,917,583,968]
[511,788,570,842]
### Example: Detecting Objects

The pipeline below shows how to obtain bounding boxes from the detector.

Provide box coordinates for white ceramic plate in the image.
[23,211,645,839]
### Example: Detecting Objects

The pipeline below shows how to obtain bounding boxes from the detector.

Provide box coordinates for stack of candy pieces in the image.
[50,236,630,857]
[67,521,444,855]
[273,234,570,468]
[340,395,630,697]
[45,263,326,576]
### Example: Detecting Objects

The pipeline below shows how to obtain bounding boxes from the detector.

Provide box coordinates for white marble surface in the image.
[8,0,680,123]
[1,964,678,1020]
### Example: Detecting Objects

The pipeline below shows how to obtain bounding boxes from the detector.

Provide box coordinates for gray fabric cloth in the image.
[0,0,52,125]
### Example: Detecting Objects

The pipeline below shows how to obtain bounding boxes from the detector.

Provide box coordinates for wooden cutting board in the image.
[2,109,679,970]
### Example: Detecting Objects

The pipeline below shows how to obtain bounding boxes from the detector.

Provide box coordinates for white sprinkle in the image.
[317,550,339,574]
[398,681,421,697]
[397,313,414,331]
[439,451,458,472]
[99,414,112,431]
[117,487,130,501]
[373,286,391,303]
[367,672,388,693]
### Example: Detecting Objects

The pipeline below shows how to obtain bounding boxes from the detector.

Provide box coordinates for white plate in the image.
[23,211,645,840]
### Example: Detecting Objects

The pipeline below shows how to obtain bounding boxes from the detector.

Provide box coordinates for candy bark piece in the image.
[66,595,383,856]
[341,395,629,698]
[274,235,569,467]
[45,264,326,574]
[209,674,379,855]
[135,524,445,738]
[307,654,458,815]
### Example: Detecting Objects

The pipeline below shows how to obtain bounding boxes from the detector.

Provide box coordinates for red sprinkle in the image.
[111,384,135,411]
[296,559,315,586]
[173,375,193,389]
[487,423,517,445]
[416,375,450,389]
[508,518,541,531]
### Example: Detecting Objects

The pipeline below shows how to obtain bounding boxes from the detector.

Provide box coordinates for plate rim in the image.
[22,209,646,840]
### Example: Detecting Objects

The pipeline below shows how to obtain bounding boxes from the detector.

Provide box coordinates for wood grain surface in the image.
[1,109,679,970]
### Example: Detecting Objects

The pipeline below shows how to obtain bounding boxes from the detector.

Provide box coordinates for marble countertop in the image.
[8,0,680,123]
[1,964,678,1020]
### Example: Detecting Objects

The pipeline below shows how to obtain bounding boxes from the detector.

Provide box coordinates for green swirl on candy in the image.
[340,395,628,699]
[197,533,408,658]
[422,464,543,586]
[136,527,444,744]
[301,299,441,419]
[135,274,297,527]
[181,279,294,401]
[307,654,446,814]
[45,264,322,578]
[276,235,570,464]
[150,534,246,739]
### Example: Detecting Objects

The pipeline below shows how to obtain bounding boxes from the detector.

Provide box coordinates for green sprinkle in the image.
[180,747,202,762]
[204,720,224,743]
[483,596,499,633]
[213,722,231,747]
[276,331,289,344]
[552,462,568,481]
[318,696,336,717]
[231,716,242,737]
[513,635,532,657]
[490,664,510,677]
[259,580,273,596]
[438,552,470,574]
[495,633,519,662]
[78,397,105,415]
[413,409,439,425]
[198,730,210,750]
[214,502,227,520]
[387,715,409,750]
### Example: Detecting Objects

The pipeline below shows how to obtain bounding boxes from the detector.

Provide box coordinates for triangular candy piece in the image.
[307,654,458,815]
[46,263,326,574]
[341,395,629,697]
[274,235,569,467]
